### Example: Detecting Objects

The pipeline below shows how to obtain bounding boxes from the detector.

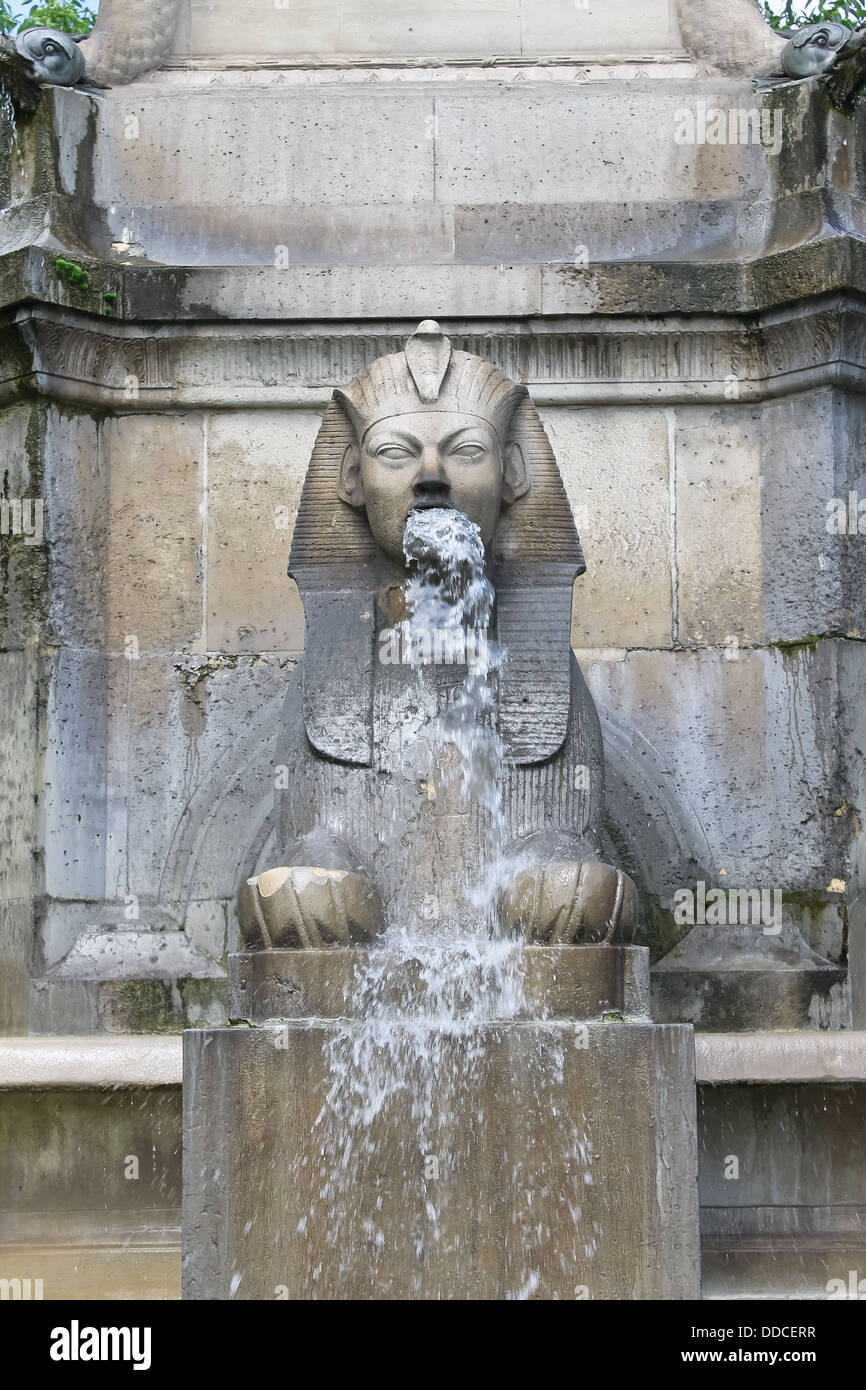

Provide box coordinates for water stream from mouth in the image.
[285,508,592,1296]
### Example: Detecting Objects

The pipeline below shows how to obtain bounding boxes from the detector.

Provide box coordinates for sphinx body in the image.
[240,323,638,951]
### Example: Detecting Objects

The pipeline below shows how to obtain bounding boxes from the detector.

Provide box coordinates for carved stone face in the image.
[338,410,527,563]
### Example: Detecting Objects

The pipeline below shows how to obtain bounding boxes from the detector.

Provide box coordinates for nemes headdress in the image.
[290,321,586,768]
[334,320,527,443]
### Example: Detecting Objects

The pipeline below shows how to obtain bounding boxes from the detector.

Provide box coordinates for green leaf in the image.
[761,0,866,30]
[15,2,96,36]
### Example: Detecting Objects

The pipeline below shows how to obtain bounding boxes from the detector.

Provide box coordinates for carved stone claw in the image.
[499,860,639,945]
[238,865,384,950]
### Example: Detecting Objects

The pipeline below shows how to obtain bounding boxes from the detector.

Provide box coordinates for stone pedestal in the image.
[183,946,700,1300]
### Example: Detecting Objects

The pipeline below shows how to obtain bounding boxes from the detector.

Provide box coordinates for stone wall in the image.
[1,51,865,1033]
[168,0,680,63]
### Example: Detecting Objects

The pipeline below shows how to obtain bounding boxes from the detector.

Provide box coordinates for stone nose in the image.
[414,446,450,496]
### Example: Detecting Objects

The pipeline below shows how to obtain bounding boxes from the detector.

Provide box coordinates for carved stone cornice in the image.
[2,293,866,410]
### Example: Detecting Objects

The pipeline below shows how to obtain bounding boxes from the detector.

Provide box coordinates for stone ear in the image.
[502,440,529,504]
[337,442,365,508]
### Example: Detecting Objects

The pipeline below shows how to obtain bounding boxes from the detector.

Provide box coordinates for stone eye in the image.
[44,42,58,54]
[376,445,412,462]
[451,443,485,460]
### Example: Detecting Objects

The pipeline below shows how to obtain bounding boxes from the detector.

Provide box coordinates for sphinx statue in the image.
[238,322,639,953]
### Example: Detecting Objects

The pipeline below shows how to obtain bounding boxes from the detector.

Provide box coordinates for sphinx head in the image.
[15,28,86,86]
[335,322,529,563]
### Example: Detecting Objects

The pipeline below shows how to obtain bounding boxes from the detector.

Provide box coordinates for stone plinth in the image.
[183,946,699,1300]
[169,0,678,64]
[229,944,650,1023]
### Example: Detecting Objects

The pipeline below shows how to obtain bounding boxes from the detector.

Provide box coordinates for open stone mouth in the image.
[410,498,454,511]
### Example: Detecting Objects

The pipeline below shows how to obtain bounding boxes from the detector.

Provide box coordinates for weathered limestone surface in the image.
[0,649,37,1034]
[4,376,861,1027]
[171,0,679,62]
[700,1083,866,1298]
[1,36,863,1038]
[5,1032,864,1300]
[229,946,652,1024]
[547,406,674,650]
[183,1013,699,1300]
[205,412,315,653]
[0,1085,181,1299]
[0,0,864,1308]
[7,78,849,273]
[0,399,42,1034]
[584,642,863,967]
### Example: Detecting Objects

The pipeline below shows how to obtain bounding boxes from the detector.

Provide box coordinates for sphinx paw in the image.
[499,860,639,945]
[238,865,384,949]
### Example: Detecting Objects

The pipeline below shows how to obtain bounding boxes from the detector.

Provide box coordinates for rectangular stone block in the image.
[43,407,105,649]
[0,647,36,904]
[183,1016,699,1299]
[581,645,853,926]
[93,91,437,211]
[205,411,319,654]
[339,1,522,57]
[0,1087,181,1299]
[175,0,678,60]
[229,945,651,1024]
[520,0,676,54]
[759,390,841,643]
[0,900,31,1034]
[699,1082,866,1299]
[541,406,673,648]
[837,394,866,639]
[42,647,108,905]
[674,406,764,646]
[115,203,456,270]
[101,414,204,653]
[0,403,47,651]
[176,265,542,320]
[453,199,743,265]
[434,87,768,210]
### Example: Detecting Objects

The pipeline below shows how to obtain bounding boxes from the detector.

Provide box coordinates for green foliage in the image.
[761,0,866,30]
[54,258,118,316]
[12,2,95,34]
[54,256,89,290]
[0,3,17,33]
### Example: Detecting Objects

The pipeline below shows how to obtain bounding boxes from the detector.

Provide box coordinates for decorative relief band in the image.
[2,297,865,410]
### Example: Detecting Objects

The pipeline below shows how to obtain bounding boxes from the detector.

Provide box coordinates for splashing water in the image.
[401,506,509,917]
[294,508,591,1297]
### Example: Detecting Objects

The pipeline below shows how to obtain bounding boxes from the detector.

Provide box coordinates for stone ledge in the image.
[696,1031,866,1084]
[4,241,866,326]
[150,59,701,82]
[2,1030,866,1088]
[0,1035,183,1089]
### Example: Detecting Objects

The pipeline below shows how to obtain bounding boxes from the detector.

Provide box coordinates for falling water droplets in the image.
[288,507,591,1297]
